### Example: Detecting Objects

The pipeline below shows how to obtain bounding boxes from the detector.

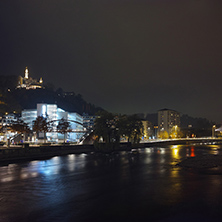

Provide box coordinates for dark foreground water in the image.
[1,144,222,222]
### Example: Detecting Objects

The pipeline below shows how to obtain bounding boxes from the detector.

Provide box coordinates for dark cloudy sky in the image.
[1,0,222,122]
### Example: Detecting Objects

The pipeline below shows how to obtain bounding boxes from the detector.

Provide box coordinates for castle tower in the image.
[19,76,23,85]
[24,67,29,79]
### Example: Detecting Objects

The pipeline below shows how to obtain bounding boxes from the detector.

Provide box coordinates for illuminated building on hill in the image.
[17,67,43,90]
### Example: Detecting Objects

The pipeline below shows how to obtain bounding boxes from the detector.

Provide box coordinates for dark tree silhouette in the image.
[94,111,144,150]
[57,118,71,143]
[33,116,50,143]
[10,119,30,142]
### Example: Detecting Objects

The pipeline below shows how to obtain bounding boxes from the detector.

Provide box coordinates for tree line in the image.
[94,111,143,151]
[2,111,144,148]
[2,116,71,144]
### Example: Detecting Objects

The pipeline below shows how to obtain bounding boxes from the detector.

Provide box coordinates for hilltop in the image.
[0,75,103,115]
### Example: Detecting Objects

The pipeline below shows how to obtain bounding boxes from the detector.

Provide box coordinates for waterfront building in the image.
[21,109,37,127]
[22,103,84,142]
[17,67,43,90]
[158,109,180,138]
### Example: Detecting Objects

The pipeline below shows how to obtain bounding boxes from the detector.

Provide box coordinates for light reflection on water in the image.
[0,154,89,183]
[1,145,221,184]
[209,145,220,155]
[1,145,222,221]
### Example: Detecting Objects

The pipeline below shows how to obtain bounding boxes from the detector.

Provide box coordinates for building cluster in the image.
[0,108,181,143]
[0,67,98,144]
[0,67,184,143]
[0,109,181,144]
[0,104,96,143]
[141,108,180,140]
[22,103,85,142]
[157,108,180,139]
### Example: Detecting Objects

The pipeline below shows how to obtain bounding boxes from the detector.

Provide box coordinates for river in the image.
[1,144,222,222]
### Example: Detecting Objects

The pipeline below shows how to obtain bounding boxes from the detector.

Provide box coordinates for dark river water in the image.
[1,144,222,222]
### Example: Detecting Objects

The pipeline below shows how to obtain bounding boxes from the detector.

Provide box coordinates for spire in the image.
[24,67,29,79]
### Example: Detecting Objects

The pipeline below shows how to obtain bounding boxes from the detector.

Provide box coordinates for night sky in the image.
[1,1,222,122]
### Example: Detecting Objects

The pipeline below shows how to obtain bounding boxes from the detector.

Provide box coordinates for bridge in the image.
[139,137,222,147]
[1,118,90,145]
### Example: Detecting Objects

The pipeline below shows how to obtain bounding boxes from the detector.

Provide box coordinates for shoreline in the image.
[0,144,94,165]
[1,139,222,165]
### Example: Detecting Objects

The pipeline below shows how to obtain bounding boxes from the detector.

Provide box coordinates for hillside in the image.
[0,75,103,115]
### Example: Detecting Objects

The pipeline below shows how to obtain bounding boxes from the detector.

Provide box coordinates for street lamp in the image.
[173,125,178,138]
[212,125,216,138]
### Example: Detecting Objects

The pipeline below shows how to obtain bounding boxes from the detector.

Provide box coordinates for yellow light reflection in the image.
[211,148,219,155]
[171,145,180,159]
[171,169,179,177]
[173,148,178,157]
[171,145,181,167]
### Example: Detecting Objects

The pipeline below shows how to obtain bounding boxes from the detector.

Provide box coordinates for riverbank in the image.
[0,142,135,164]
[0,144,94,164]
[1,138,222,165]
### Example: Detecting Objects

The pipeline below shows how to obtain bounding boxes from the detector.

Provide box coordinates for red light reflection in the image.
[190,147,195,157]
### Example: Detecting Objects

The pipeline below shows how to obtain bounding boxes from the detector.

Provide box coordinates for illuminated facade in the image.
[17,67,43,90]
[158,109,180,138]
[21,109,37,126]
[22,103,84,142]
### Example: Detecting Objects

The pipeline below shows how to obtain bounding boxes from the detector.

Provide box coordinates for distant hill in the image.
[146,113,158,125]
[135,112,215,129]
[134,113,158,125]
[180,114,215,129]
[0,75,103,115]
